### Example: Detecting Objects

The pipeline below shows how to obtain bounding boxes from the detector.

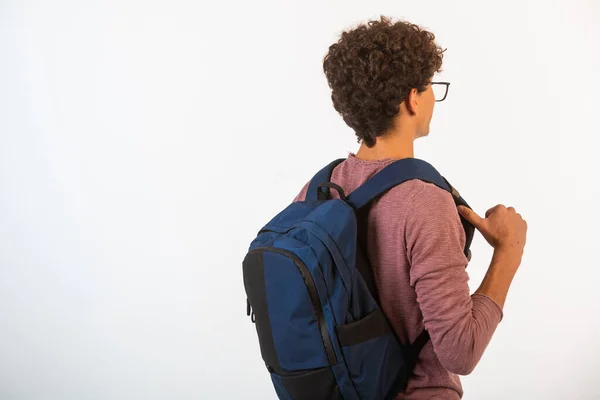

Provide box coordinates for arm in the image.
[405,183,504,375]
[474,249,521,309]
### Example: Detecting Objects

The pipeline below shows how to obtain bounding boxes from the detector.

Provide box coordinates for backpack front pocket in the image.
[337,307,409,399]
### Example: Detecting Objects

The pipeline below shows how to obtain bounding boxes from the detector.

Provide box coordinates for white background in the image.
[1,1,599,399]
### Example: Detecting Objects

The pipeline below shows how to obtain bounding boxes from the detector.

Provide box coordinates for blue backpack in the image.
[243,158,474,400]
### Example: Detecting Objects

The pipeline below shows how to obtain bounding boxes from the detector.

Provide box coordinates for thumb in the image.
[458,206,484,228]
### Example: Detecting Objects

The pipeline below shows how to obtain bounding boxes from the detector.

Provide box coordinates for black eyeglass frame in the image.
[431,81,450,102]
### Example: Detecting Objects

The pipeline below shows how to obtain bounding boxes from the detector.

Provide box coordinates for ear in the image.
[405,88,419,116]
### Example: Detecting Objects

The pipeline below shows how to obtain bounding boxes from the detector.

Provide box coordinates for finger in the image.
[457,206,484,228]
[485,204,504,218]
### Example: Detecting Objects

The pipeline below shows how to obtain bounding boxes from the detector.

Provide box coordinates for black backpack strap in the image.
[346,158,475,261]
[387,329,431,398]
[306,158,345,201]
[401,329,430,373]
[411,329,430,353]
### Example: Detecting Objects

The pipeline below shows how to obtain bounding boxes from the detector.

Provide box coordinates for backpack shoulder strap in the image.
[346,158,474,261]
[346,159,473,391]
[346,158,460,209]
[306,158,346,201]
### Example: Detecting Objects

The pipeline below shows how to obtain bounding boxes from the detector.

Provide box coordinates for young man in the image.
[293,16,527,399]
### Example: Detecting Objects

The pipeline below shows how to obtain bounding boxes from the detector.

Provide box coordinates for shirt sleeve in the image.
[405,181,504,375]
[293,181,309,202]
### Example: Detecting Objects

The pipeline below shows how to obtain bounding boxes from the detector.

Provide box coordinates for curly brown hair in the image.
[323,16,445,147]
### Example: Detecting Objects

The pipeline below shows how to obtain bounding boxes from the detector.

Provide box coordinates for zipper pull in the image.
[247,298,256,323]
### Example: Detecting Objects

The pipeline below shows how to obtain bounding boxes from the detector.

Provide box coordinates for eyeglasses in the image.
[431,81,450,102]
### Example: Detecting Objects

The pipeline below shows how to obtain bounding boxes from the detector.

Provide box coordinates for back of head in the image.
[323,16,445,147]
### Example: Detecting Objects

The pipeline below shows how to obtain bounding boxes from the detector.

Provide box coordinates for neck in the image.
[355,123,417,161]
